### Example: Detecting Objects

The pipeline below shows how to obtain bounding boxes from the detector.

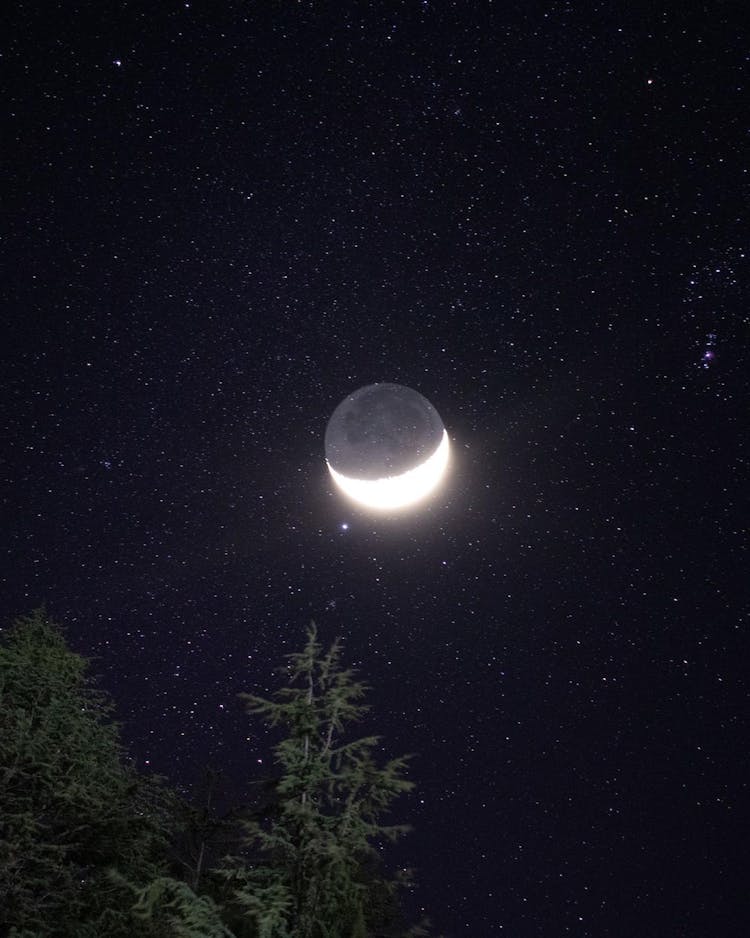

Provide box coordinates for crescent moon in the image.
[324,383,451,511]
[327,429,450,511]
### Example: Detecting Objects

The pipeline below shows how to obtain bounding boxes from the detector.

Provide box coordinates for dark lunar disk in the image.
[325,383,445,480]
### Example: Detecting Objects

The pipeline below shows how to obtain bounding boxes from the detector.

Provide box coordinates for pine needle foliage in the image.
[110,871,236,937]
[225,623,414,938]
[0,609,173,936]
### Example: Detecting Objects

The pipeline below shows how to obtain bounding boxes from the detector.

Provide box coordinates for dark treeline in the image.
[0,609,439,938]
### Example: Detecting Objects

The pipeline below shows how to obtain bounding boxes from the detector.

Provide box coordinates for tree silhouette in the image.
[0,609,172,936]
[0,612,438,937]
[218,623,415,938]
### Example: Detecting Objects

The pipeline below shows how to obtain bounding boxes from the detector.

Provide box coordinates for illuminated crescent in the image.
[327,429,450,511]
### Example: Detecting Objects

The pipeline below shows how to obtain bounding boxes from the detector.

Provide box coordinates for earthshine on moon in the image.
[325,383,450,511]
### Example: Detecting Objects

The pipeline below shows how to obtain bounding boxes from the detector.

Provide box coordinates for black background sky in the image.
[3,2,748,935]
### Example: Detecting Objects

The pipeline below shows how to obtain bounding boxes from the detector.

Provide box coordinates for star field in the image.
[3,3,748,936]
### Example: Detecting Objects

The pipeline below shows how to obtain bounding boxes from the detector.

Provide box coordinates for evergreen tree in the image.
[0,609,174,936]
[220,623,414,938]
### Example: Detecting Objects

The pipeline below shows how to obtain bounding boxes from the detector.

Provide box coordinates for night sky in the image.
[3,3,748,936]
